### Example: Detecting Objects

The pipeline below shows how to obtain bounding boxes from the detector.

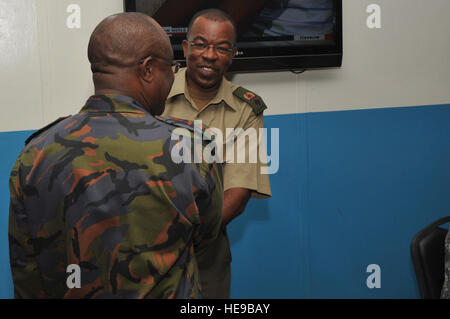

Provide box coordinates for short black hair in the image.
[187,9,237,44]
[88,12,165,71]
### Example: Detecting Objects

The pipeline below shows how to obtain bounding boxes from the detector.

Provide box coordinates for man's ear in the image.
[182,40,188,58]
[226,46,237,69]
[231,46,237,59]
[139,56,154,83]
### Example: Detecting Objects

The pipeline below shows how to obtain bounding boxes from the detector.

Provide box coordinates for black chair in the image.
[411,216,450,299]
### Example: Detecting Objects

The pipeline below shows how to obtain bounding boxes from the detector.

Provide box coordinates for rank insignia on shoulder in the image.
[25,116,71,146]
[233,86,267,116]
[155,115,215,142]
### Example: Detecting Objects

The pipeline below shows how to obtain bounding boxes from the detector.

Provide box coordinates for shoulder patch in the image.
[155,115,195,132]
[25,116,71,146]
[233,86,267,116]
[155,115,214,142]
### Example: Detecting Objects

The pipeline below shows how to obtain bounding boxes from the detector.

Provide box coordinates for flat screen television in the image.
[124,0,342,72]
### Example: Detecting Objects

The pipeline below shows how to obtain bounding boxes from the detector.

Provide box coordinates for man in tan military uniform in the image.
[163,9,271,298]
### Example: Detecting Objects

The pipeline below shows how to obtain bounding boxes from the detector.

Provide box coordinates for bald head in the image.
[87,13,175,115]
[88,12,171,73]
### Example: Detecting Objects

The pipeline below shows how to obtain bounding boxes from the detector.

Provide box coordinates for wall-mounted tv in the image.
[124,0,343,72]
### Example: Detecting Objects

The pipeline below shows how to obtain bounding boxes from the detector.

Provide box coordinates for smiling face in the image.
[183,16,237,92]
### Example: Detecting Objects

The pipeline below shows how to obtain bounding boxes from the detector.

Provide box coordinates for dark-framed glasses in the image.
[188,41,234,56]
[138,54,181,74]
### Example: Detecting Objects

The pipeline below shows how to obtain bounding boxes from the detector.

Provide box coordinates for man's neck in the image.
[95,89,124,96]
[186,77,221,111]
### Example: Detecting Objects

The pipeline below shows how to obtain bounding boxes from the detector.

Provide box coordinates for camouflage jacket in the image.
[8,94,223,299]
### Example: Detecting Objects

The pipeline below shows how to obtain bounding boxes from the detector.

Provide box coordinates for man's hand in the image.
[222,187,251,225]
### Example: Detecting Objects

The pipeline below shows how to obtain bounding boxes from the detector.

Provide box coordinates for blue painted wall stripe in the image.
[1,104,450,298]
[0,130,34,298]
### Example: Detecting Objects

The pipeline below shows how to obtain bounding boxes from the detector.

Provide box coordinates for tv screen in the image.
[124,0,342,72]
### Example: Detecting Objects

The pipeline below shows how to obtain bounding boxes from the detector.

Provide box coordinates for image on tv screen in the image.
[134,0,336,47]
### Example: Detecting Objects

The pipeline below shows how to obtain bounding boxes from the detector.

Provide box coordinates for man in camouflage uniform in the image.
[8,13,222,298]
[163,9,271,298]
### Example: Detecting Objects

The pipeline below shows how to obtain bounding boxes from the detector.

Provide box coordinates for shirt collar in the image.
[80,94,148,114]
[167,67,237,111]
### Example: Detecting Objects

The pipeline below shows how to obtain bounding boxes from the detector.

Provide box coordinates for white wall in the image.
[0,0,123,132]
[1,0,450,131]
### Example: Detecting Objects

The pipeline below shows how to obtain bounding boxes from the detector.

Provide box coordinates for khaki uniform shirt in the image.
[163,68,271,198]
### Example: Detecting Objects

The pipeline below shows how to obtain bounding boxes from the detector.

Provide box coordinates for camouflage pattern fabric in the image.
[442,228,450,299]
[8,94,223,299]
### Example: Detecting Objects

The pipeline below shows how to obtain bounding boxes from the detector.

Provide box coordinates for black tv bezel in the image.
[124,0,342,72]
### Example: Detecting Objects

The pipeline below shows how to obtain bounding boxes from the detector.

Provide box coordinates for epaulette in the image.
[25,116,71,146]
[233,86,267,116]
[155,115,214,142]
[155,115,195,132]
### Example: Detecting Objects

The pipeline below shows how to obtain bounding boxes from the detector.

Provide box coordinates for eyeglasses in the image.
[138,54,181,74]
[188,41,234,56]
